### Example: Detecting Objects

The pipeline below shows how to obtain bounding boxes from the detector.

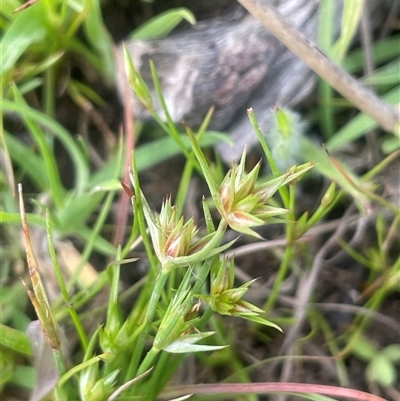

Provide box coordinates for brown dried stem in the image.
[237,0,400,135]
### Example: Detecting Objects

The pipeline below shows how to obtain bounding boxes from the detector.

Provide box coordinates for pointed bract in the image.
[215,150,313,238]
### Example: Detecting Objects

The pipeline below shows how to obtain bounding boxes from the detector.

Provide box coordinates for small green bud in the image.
[123,45,153,111]
[79,363,98,400]
[321,182,336,207]
[84,370,119,401]
[266,107,306,171]
[275,107,292,139]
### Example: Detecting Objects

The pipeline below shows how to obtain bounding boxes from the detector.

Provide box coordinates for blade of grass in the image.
[45,209,89,352]
[12,88,65,209]
[326,86,400,151]
[0,324,33,356]
[3,99,90,195]
[0,0,48,74]
[130,7,195,40]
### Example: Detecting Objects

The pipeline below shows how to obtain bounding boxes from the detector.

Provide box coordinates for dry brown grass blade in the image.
[18,183,60,349]
[237,0,400,135]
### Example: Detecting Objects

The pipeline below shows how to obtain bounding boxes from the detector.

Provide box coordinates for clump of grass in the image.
[1,1,399,401]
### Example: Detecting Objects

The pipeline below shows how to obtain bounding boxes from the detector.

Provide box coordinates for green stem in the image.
[67,190,115,291]
[46,209,88,351]
[314,309,349,386]
[124,270,169,382]
[247,108,289,204]
[340,269,395,357]
[264,185,296,313]
[209,315,258,401]
[175,159,194,216]
[142,352,181,401]
[44,66,55,119]
[143,306,216,400]
[53,348,67,377]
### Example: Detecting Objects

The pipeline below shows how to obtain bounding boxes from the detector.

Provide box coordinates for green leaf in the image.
[0,2,48,75]
[325,86,400,151]
[236,314,282,331]
[83,0,115,81]
[135,132,230,171]
[344,35,400,73]
[332,0,363,61]
[129,8,196,40]
[11,88,66,209]
[67,0,86,13]
[9,365,36,389]
[382,344,400,363]
[351,336,377,361]
[91,179,122,192]
[5,131,48,190]
[3,99,90,195]
[0,348,15,391]
[363,59,400,86]
[164,341,227,354]
[75,226,116,256]
[0,323,33,356]
[382,135,400,153]
[1,0,20,16]
[0,211,46,227]
[18,78,44,94]
[57,192,105,230]
[367,354,396,387]
[163,332,227,354]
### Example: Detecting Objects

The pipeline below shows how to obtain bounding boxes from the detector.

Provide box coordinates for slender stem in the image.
[46,209,88,351]
[175,159,194,216]
[53,348,67,377]
[209,315,258,401]
[247,108,280,178]
[135,345,159,377]
[247,108,289,205]
[314,309,349,386]
[264,239,294,315]
[137,258,215,400]
[339,273,393,358]
[44,66,55,119]
[124,270,169,382]
[67,191,115,291]
[264,185,296,314]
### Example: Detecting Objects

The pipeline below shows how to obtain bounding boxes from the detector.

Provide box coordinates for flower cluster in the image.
[199,257,281,329]
[216,151,313,238]
[153,198,199,260]
[131,181,234,271]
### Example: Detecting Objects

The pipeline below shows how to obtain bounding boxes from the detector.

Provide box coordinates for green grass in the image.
[1,1,399,400]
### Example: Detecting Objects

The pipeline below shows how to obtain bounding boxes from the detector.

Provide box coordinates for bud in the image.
[267,107,306,171]
[199,257,280,330]
[130,170,235,271]
[123,45,153,111]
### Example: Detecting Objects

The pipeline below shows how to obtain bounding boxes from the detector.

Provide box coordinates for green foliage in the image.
[353,336,400,388]
[1,0,114,80]
[1,1,398,400]
[129,7,196,40]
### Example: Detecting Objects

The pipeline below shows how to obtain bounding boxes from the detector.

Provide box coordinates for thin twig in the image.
[237,0,400,135]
